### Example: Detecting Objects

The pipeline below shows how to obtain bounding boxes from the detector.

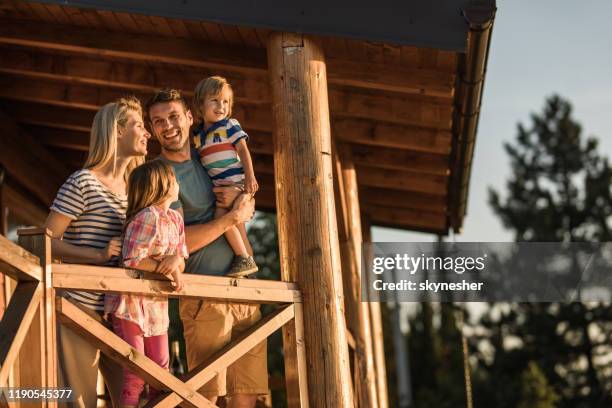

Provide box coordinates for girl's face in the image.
[117,110,150,157]
[201,85,231,125]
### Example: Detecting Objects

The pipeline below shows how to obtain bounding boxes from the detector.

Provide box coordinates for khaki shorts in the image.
[179,298,269,398]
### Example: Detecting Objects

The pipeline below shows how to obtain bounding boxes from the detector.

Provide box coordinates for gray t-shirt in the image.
[160,150,234,276]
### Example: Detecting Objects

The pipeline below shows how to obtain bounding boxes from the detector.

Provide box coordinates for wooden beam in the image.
[0,234,42,282]
[361,218,389,408]
[150,304,296,408]
[361,187,447,213]
[333,144,378,408]
[0,18,454,96]
[0,282,41,386]
[18,230,57,392]
[0,107,70,206]
[350,144,449,176]
[3,182,48,227]
[51,264,301,303]
[268,32,353,408]
[57,298,214,408]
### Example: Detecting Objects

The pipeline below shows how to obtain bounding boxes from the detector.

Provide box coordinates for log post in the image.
[333,143,378,408]
[17,229,57,405]
[361,217,389,408]
[267,32,354,408]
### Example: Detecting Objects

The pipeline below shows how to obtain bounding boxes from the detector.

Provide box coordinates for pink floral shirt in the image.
[105,206,188,337]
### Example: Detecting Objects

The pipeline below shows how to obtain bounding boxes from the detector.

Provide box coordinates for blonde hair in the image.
[125,160,176,228]
[193,76,233,122]
[84,96,145,181]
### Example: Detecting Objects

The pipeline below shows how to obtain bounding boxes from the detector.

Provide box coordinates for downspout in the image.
[448,1,496,232]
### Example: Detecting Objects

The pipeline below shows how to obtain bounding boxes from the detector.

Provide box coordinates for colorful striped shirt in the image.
[105,206,188,337]
[193,118,248,186]
[50,169,127,312]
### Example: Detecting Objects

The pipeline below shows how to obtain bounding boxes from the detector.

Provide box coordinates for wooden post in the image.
[17,229,57,406]
[333,143,378,408]
[361,217,389,408]
[267,32,354,408]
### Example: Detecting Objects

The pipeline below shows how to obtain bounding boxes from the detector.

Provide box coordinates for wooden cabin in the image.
[0,0,496,406]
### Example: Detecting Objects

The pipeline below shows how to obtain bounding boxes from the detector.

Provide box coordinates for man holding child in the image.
[146,89,269,407]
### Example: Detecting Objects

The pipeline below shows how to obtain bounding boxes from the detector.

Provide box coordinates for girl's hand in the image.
[156,254,182,275]
[244,175,259,195]
[99,237,122,263]
[157,255,184,291]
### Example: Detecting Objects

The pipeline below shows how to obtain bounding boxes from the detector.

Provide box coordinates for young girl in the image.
[105,160,188,408]
[192,75,258,277]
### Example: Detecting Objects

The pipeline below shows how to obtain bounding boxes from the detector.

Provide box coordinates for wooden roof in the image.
[0,0,496,234]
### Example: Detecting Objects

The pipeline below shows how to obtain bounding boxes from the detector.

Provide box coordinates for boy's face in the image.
[202,85,231,124]
[149,100,193,153]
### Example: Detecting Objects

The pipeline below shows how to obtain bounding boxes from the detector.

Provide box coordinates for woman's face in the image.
[117,110,150,157]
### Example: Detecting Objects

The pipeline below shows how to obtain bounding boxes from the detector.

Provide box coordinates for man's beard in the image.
[161,133,189,152]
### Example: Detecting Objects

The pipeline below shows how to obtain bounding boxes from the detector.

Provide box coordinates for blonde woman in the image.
[45,96,150,408]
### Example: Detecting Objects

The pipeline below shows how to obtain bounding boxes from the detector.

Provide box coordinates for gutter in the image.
[448,1,496,233]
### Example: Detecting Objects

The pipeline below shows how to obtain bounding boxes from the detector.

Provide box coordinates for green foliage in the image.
[484,95,612,407]
[517,361,560,408]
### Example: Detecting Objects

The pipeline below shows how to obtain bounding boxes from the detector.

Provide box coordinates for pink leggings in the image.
[112,317,169,406]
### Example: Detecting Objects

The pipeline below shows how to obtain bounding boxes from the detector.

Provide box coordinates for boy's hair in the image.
[125,160,176,228]
[85,95,145,182]
[144,88,190,127]
[193,76,234,122]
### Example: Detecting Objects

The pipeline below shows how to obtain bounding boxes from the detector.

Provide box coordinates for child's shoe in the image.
[227,255,258,278]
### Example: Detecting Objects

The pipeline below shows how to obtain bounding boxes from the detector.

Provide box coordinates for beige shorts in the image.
[179,298,269,398]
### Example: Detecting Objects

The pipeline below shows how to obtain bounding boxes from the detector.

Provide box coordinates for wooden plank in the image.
[236,26,262,48]
[0,18,455,95]
[0,106,70,206]
[361,187,447,214]
[93,9,123,31]
[149,15,175,37]
[334,118,452,154]
[329,88,453,130]
[0,100,94,133]
[219,24,244,47]
[149,304,295,408]
[350,144,449,176]
[0,282,41,386]
[57,298,213,408]
[51,264,301,303]
[364,204,447,233]
[282,303,310,408]
[356,166,448,195]
[268,32,354,407]
[0,48,270,105]
[0,234,42,282]
[327,58,455,98]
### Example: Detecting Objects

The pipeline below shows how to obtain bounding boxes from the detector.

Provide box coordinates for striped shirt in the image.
[50,169,127,312]
[193,118,248,185]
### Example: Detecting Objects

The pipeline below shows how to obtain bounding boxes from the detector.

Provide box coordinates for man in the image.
[146,89,268,408]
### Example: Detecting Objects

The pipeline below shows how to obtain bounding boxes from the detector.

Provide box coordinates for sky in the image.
[373,0,612,243]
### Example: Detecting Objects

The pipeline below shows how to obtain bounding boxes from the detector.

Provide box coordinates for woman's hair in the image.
[84,96,145,181]
[192,76,233,122]
[125,160,176,228]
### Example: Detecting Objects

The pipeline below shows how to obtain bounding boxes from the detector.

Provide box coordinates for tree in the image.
[484,95,612,407]
[517,361,560,408]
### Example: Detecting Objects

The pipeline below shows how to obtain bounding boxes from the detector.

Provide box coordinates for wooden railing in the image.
[0,229,309,407]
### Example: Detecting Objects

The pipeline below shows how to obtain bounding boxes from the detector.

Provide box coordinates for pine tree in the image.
[485,95,612,407]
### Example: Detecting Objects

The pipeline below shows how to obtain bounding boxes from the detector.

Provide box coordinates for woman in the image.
[45,96,150,408]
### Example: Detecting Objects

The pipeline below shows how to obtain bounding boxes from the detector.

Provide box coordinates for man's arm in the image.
[182,193,255,253]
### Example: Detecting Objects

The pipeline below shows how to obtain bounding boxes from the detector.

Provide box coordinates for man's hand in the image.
[231,193,255,224]
[213,185,242,208]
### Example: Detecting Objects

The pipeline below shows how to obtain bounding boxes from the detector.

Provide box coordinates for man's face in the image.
[149,101,193,153]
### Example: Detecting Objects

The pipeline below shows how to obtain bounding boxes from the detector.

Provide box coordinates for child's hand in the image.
[99,236,122,263]
[244,175,259,194]
[157,255,184,291]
